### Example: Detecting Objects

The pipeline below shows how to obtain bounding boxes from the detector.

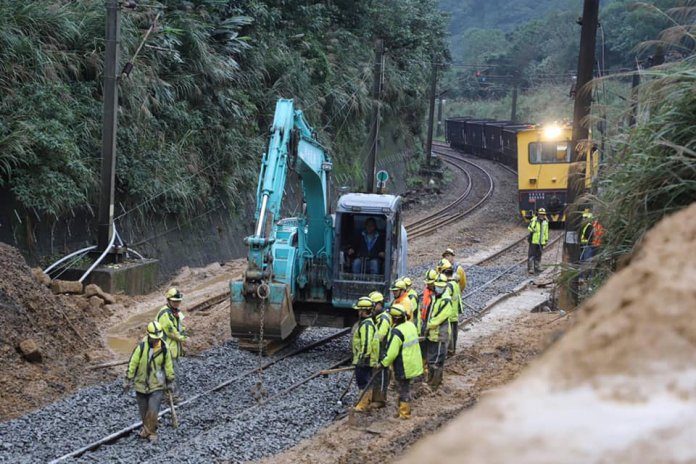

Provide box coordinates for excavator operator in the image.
[346,217,385,274]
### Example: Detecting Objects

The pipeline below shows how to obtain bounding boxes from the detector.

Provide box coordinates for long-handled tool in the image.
[320,366,355,376]
[167,390,178,429]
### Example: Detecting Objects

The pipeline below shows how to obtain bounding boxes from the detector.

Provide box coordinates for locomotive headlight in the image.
[544,125,561,139]
[543,125,562,139]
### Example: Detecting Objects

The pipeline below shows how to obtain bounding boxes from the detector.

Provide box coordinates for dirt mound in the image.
[399,203,696,463]
[0,243,110,420]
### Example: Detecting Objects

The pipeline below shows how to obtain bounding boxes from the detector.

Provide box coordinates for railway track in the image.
[37,329,352,463]
[405,149,495,240]
[433,141,518,177]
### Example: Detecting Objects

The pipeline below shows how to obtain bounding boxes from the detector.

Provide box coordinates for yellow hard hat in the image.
[538,208,547,215]
[434,274,449,288]
[353,296,374,310]
[368,291,384,304]
[424,269,438,284]
[402,277,413,287]
[147,321,164,339]
[166,287,183,301]
[442,248,455,258]
[437,258,453,272]
[390,279,408,291]
[389,303,406,318]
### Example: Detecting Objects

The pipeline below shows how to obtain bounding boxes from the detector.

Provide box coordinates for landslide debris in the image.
[0,242,110,420]
[399,203,696,464]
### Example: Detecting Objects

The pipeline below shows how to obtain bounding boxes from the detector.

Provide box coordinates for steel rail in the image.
[404,157,473,237]
[48,328,351,463]
[406,152,495,240]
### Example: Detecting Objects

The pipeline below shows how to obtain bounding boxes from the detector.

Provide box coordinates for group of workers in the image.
[350,248,467,419]
[122,287,189,443]
[527,208,604,276]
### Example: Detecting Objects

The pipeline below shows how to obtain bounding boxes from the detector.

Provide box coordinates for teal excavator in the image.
[230,99,408,350]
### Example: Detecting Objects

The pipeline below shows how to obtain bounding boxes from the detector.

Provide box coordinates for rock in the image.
[18,339,42,363]
[99,291,116,305]
[31,267,51,287]
[88,296,103,309]
[84,283,102,298]
[84,283,116,304]
[50,279,83,295]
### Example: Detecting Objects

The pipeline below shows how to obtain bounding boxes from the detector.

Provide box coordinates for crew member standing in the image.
[438,259,462,356]
[156,287,188,398]
[390,279,413,320]
[418,269,439,380]
[424,274,452,389]
[442,248,467,291]
[527,208,549,274]
[380,304,423,420]
[402,277,419,322]
[122,321,175,443]
[352,296,378,412]
[369,291,390,409]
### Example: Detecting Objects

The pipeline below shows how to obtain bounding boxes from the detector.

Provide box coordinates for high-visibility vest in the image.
[352,318,378,367]
[528,216,549,245]
[381,321,423,380]
[126,337,175,394]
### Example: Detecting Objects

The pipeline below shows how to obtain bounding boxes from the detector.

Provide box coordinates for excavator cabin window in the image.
[339,214,387,277]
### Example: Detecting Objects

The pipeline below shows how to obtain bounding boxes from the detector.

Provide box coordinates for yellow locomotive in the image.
[445,118,599,224]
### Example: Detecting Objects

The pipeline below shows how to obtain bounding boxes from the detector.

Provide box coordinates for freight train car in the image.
[445,118,598,223]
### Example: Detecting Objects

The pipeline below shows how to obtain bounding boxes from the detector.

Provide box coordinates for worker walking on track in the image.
[442,248,467,291]
[403,277,419,322]
[122,321,175,443]
[438,259,462,356]
[369,291,390,409]
[156,287,188,398]
[380,304,423,420]
[424,274,452,389]
[527,208,549,274]
[352,296,378,412]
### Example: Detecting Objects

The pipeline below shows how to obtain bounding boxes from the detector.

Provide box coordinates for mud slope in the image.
[400,203,696,464]
[0,243,108,420]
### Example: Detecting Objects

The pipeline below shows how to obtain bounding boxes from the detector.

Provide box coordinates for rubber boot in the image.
[398,402,411,420]
[354,389,372,412]
[429,367,443,390]
[527,257,534,274]
[139,429,149,439]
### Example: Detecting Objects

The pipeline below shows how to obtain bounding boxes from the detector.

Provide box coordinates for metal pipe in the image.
[79,224,117,283]
[255,194,269,236]
[44,246,97,274]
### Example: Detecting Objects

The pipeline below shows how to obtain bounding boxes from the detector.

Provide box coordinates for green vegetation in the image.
[438,0,678,124]
[0,0,447,219]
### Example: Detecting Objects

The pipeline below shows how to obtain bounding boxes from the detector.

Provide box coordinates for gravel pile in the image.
[0,329,350,464]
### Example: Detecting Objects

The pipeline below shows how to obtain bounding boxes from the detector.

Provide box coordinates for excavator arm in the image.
[230,99,333,341]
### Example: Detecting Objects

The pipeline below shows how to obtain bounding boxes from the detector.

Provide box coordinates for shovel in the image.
[167,389,179,429]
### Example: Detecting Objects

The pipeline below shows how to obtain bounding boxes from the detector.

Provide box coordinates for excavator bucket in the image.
[229,280,297,341]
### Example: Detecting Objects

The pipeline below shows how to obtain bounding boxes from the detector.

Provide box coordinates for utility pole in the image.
[510,82,518,123]
[436,96,444,137]
[96,0,120,255]
[560,0,599,309]
[425,56,438,166]
[366,39,384,193]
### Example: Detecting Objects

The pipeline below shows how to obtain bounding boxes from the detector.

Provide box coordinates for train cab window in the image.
[528,142,571,164]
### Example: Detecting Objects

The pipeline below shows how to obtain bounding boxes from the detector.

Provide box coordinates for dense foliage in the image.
[439,0,677,106]
[0,0,447,219]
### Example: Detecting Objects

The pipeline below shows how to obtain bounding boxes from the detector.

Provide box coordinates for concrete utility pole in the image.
[96,0,121,254]
[425,56,438,166]
[436,96,444,137]
[366,39,384,193]
[510,82,518,123]
[560,0,599,308]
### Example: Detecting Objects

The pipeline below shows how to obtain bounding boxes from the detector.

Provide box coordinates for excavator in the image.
[230,99,408,351]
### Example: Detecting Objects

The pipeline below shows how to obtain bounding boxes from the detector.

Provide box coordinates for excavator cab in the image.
[332,193,408,309]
